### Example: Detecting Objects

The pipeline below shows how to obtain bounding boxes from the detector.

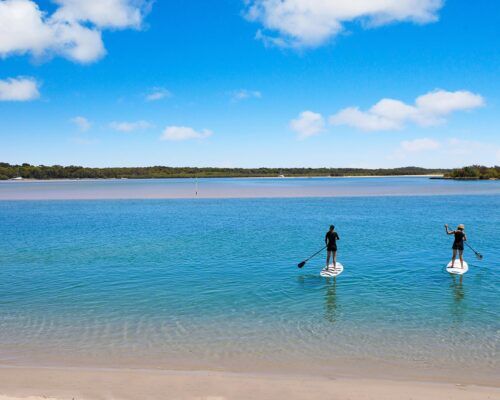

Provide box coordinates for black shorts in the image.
[452,244,464,251]
[327,247,337,252]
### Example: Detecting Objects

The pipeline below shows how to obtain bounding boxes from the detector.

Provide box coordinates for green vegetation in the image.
[0,163,449,180]
[445,165,499,180]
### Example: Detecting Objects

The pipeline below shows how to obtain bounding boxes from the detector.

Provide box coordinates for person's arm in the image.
[335,232,340,240]
[463,233,467,242]
[444,224,454,235]
[325,233,328,245]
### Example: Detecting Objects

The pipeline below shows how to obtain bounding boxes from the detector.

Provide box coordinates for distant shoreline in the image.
[2,174,445,182]
[431,176,498,181]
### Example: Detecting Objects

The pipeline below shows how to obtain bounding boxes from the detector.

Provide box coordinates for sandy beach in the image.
[0,366,499,400]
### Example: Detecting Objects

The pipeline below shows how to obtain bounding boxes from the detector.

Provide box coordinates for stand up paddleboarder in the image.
[324,225,340,270]
[445,224,467,269]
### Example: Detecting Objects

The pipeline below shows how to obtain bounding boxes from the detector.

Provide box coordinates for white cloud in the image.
[329,90,484,132]
[109,120,152,132]
[56,21,106,63]
[0,77,39,101]
[329,107,402,131]
[400,138,440,152]
[52,0,147,29]
[290,110,325,138]
[160,126,213,141]
[0,0,55,57]
[146,88,171,101]
[71,116,91,131]
[232,89,262,101]
[369,99,418,123]
[245,0,443,48]
[0,0,149,63]
[415,90,485,118]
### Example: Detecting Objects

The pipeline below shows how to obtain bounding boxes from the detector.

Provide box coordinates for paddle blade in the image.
[297,261,306,268]
[476,253,484,260]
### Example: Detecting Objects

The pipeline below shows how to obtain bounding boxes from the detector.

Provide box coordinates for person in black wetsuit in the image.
[445,224,467,269]
[324,225,340,270]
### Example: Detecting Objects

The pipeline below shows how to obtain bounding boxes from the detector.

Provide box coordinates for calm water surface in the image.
[1,176,499,199]
[0,178,498,380]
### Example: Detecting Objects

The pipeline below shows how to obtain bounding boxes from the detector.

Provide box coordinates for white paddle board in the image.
[446,260,468,275]
[320,263,344,278]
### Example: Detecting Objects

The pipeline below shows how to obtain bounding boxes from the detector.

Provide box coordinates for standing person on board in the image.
[445,224,467,269]
[324,225,340,270]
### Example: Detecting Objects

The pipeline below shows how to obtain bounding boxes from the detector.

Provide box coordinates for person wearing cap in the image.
[444,224,467,269]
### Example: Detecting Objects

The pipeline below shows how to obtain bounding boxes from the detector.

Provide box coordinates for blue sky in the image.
[0,0,498,168]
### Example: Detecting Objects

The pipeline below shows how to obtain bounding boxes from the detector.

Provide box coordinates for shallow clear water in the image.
[0,182,498,378]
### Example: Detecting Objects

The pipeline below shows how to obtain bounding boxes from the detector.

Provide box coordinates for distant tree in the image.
[446,165,499,179]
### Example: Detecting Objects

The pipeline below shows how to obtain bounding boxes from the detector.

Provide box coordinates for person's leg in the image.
[326,250,331,269]
[459,249,464,268]
[451,249,457,267]
[333,250,337,268]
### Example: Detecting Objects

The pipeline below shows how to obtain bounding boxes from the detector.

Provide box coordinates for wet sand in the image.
[0,366,499,400]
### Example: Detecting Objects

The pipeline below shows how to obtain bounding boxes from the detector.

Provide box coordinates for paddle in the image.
[465,242,483,260]
[297,245,326,268]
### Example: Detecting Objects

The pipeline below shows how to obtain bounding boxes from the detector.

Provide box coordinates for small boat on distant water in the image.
[10,177,23,180]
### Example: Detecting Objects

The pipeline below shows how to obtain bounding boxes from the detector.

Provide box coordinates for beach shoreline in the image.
[0,365,498,400]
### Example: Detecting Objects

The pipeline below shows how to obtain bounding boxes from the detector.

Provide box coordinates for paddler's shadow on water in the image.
[296,274,325,286]
[323,279,340,324]
[296,275,340,324]
[449,274,465,324]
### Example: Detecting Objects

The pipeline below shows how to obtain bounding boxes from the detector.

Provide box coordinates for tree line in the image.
[444,165,499,179]
[0,163,452,180]
[0,163,449,180]
[2,163,496,180]
[0,163,456,180]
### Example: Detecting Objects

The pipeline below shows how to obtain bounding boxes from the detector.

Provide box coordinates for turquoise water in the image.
[0,185,499,378]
